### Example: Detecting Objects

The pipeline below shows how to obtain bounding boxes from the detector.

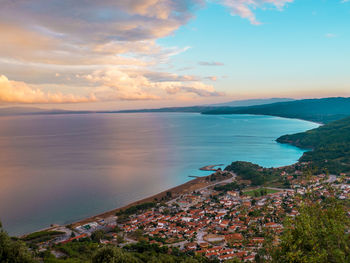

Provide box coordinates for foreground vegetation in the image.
[271,201,350,263]
[0,222,35,263]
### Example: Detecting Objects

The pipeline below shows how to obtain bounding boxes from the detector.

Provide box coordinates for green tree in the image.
[273,202,350,263]
[92,246,138,263]
[91,230,105,242]
[226,258,241,263]
[0,221,35,263]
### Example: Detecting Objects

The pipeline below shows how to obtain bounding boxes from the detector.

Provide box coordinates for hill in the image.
[211,97,294,107]
[0,107,49,116]
[0,107,91,116]
[113,106,217,113]
[277,116,350,173]
[202,97,350,123]
[2,97,350,124]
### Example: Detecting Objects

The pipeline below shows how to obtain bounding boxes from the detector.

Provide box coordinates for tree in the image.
[133,229,144,241]
[92,246,138,263]
[272,202,350,263]
[0,221,35,263]
[116,235,124,244]
[226,258,241,263]
[91,229,105,242]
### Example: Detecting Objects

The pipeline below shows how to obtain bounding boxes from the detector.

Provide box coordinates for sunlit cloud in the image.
[218,0,294,25]
[0,0,315,107]
[84,68,223,101]
[0,0,226,104]
[0,75,96,104]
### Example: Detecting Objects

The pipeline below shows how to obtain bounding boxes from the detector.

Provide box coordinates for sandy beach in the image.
[68,170,233,229]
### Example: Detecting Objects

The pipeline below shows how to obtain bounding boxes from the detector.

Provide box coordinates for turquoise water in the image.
[0,113,318,235]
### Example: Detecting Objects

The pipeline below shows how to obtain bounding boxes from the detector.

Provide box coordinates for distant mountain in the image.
[0,107,90,116]
[0,107,48,115]
[202,97,350,123]
[211,98,294,107]
[113,106,218,114]
[111,98,294,114]
[2,97,350,124]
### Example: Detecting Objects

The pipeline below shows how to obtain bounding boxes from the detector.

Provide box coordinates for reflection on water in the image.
[0,113,318,235]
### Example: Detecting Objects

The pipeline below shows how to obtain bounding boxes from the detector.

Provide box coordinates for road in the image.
[326,174,337,183]
[196,172,236,192]
[119,236,138,247]
[167,172,236,206]
[167,240,188,250]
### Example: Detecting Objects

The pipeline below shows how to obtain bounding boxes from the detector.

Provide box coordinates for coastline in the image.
[63,171,234,231]
[20,169,235,238]
[199,164,224,171]
[16,113,318,237]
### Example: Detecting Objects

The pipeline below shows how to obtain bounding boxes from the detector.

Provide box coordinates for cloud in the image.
[0,0,203,70]
[0,0,220,104]
[0,0,202,46]
[0,75,96,103]
[325,33,337,38]
[206,76,218,81]
[84,68,222,100]
[218,0,294,25]
[198,61,224,66]
[2,0,293,106]
[164,83,223,97]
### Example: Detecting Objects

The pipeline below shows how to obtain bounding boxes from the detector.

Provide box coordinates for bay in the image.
[0,113,318,235]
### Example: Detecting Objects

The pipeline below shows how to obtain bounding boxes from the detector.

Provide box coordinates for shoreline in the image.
[68,171,233,229]
[23,170,232,236]
[199,164,224,171]
[16,113,317,237]
[21,156,302,237]
[68,176,206,229]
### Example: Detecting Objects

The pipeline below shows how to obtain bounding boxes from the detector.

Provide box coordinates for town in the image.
[23,166,350,262]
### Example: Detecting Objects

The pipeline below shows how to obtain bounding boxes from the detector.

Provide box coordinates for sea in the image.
[0,113,319,235]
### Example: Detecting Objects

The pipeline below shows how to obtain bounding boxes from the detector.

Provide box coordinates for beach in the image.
[68,170,235,229]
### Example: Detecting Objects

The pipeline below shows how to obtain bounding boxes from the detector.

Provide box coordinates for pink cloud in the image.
[220,0,294,25]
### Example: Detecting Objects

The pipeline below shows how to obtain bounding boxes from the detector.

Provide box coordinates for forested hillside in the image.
[277,116,350,173]
[202,97,350,123]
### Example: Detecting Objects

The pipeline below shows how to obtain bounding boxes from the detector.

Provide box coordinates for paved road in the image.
[326,174,337,183]
[120,236,138,247]
[167,173,236,206]
[196,229,206,243]
[167,240,188,250]
[195,172,236,192]
[266,187,293,192]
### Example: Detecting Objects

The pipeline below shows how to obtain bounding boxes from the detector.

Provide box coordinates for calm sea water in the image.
[0,113,318,235]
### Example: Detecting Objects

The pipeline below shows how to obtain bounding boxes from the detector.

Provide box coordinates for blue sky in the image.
[0,0,349,110]
[157,0,350,99]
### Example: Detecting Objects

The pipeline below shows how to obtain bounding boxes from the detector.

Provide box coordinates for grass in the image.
[244,188,280,197]
[22,230,65,242]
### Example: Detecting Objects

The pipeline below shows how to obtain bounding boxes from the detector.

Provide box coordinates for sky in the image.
[0,0,349,110]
